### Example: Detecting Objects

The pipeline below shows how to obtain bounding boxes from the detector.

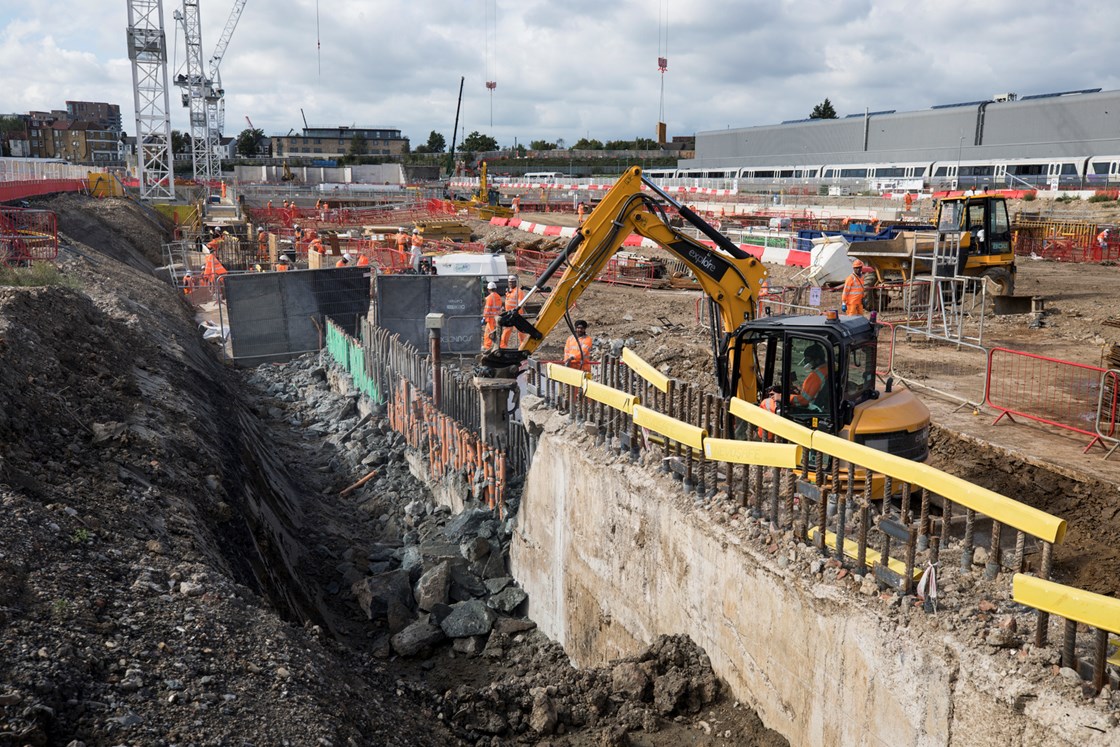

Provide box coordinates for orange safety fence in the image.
[513,246,661,288]
[985,347,1120,452]
[387,376,506,516]
[0,207,59,265]
[245,198,455,230]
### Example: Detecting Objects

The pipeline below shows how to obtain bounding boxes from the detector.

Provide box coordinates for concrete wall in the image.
[511,403,1111,746]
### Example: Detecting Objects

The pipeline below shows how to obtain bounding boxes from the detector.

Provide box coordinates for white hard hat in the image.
[343,252,353,261]
[279,254,291,262]
[487,281,497,290]
[508,275,517,283]
[412,228,420,234]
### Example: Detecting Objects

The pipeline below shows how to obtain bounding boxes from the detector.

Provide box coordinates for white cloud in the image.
[2,0,1119,146]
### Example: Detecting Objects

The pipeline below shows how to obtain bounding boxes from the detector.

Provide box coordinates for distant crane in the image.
[125,0,176,200]
[172,0,218,183]
[206,0,248,139]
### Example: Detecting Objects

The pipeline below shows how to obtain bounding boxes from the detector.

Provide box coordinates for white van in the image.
[432,252,509,283]
[523,172,564,181]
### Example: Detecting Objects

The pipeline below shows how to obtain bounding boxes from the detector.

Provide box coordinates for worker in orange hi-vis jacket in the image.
[410,229,424,272]
[276,254,292,272]
[395,228,408,252]
[482,282,503,350]
[791,344,828,407]
[500,274,527,348]
[562,319,594,373]
[511,196,521,216]
[757,385,782,440]
[335,252,352,268]
[355,253,370,267]
[576,201,587,225]
[841,259,868,316]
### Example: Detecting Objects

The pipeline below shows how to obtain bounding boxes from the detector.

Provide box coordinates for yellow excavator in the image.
[482,166,930,461]
[452,161,511,220]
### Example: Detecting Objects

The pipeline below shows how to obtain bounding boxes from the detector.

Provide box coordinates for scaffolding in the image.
[125,0,176,200]
[902,202,987,346]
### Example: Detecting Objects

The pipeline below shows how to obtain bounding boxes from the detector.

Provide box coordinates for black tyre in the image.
[980,267,1015,296]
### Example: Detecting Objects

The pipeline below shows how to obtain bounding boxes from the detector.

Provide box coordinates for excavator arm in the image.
[483,166,768,401]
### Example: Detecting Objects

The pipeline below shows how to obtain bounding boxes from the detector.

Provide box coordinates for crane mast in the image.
[206,0,248,139]
[125,0,176,200]
[173,0,219,183]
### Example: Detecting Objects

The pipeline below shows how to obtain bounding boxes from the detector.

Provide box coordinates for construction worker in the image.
[201,247,228,298]
[205,231,223,255]
[511,195,521,216]
[842,259,868,316]
[500,274,527,348]
[576,201,587,226]
[563,319,594,372]
[395,227,409,254]
[257,228,268,259]
[482,281,503,350]
[276,254,292,272]
[758,385,782,440]
[308,235,325,255]
[336,252,352,268]
[903,192,914,211]
[355,252,370,267]
[182,271,197,297]
[1096,228,1110,259]
[410,229,424,272]
[791,343,828,407]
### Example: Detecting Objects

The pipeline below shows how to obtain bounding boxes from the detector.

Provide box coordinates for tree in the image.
[348,134,368,156]
[632,137,659,150]
[460,131,498,153]
[810,98,838,119]
[170,129,189,155]
[236,127,264,157]
[423,130,446,153]
[572,138,604,150]
[529,139,557,151]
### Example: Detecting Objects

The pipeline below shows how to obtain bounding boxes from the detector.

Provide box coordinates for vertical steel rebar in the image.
[1092,628,1108,694]
[984,520,1002,580]
[1061,618,1077,671]
[1034,542,1054,647]
[917,488,931,552]
[961,508,976,572]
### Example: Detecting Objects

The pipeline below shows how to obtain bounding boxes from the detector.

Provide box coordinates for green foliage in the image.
[0,115,24,132]
[810,98,838,119]
[572,138,603,150]
[529,139,557,151]
[1087,193,1113,203]
[1021,192,1036,202]
[414,130,446,154]
[51,599,70,619]
[461,131,498,153]
[70,528,91,545]
[235,128,265,157]
[0,262,80,289]
[348,134,368,156]
[170,130,189,155]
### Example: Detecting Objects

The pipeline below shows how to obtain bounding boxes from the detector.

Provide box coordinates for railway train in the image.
[645,155,1120,192]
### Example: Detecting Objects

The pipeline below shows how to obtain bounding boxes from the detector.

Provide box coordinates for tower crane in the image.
[172,0,218,183]
[206,0,248,139]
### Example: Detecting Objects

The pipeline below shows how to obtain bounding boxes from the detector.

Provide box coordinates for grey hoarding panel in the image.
[225,267,370,362]
[375,275,483,353]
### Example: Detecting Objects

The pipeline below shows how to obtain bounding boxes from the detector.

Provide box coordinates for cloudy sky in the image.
[2,0,1117,147]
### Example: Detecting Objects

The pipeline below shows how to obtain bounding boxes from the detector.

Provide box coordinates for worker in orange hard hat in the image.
[842,259,868,316]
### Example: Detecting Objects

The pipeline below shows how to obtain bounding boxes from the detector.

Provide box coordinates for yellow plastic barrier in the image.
[584,380,639,414]
[546,363,590,388]
[729,397,814,448]
[632,405,706,450]
[728,396,1066,546]
[812,431,1066,545]
[622,347,670,393]
[808,527,923,580]
[704,437,802,469]
[1012,574,1120,635]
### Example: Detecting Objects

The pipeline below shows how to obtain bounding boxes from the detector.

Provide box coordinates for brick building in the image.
[271,126,409,159]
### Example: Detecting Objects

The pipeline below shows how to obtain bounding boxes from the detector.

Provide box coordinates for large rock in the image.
[390,621,446,657]
[351,569,413,621]
[612,662,651,701]
[439,599,497,638]
[443,508,495,542]
[449,564,488,602]
[487,585,527,614]
[414,561,451,611]
[529,687,558,734]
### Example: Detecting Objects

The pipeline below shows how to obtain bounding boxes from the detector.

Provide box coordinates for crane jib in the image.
[672,241,730,281]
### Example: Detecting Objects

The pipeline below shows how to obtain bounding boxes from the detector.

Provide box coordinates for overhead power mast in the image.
[206,0,248,140]
[125,0,176,200]
[173,0,219,184]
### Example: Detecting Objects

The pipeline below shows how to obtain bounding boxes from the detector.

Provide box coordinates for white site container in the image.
[433,253,509,283]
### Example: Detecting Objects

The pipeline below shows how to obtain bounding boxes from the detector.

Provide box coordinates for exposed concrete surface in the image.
[511,398,1114,746]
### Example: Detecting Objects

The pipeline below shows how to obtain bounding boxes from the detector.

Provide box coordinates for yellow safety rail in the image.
[632,405,706,450]
[584,380,639,414]
[546,362,591,388]
[704,437,802,469]
[622,347,670,393]
[1012,574,1120,634]
[730,397,1067,546]
[808,527,923,580]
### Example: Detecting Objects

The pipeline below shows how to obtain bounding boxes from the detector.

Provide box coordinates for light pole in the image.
[956,135,964,190]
